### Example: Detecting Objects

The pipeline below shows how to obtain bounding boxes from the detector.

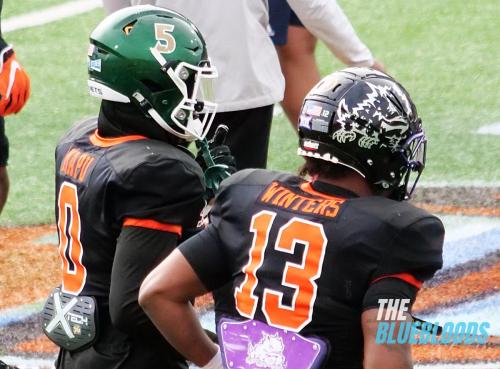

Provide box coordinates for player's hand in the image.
[0,46,31,116]
[195,125,237,200]
[200,125,237,174]
[200,344,223,369]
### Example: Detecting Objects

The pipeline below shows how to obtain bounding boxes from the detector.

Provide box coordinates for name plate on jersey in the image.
[217,318,327,369]
[42,287,98,352]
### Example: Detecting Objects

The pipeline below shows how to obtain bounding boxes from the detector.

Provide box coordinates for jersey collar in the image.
[89,129,146,148]
[309,180,359,199]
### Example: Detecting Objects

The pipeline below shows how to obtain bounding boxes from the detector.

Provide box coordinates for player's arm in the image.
[362,307,413,369]
[139,225,230,368]
[109,159,205,336]
[139,249,219,367]
[361,278,417,369]
[361,215,444,369]
[109,225,180,337]
[286,0,378,68]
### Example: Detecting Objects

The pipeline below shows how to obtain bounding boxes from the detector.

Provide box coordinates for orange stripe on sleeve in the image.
[123,217,182,236]
[371,272,423,289]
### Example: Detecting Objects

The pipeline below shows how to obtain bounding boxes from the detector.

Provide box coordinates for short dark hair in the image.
[299,157,353,179]
[300,157,390,197]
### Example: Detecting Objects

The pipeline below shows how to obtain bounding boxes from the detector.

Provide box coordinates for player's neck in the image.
[315,172,375,197]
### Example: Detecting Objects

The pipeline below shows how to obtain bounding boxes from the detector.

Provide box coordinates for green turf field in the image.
[2,8,102,225]
[3,0,74,18]
[1,0,499,226]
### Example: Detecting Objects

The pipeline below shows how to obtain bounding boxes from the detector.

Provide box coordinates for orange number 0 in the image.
[57,181,87,295]
[235,210,327,332]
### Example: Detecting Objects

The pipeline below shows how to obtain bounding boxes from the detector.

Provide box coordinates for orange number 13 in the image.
[235,210,327,332]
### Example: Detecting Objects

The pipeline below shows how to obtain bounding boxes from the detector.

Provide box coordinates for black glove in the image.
[195,125,237,199]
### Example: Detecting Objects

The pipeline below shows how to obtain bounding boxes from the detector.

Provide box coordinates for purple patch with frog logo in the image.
[217,318,328,369]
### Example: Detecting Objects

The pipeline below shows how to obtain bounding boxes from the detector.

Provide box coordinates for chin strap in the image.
[389,185,408,201]
[131,91,195,141]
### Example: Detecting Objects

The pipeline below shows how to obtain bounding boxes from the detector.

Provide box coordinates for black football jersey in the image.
[55,118,205,298]
[179,169,444,368]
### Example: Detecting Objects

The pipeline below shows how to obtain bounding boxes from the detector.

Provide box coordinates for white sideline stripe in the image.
[419,180,500,188]
[1,358,498,369]
[0,356,55,369]
[3,0,103,33]
[0,301,44,327]
[441,215,500,243]
[419,292,500,336]
[477,122,500,135]
[416,363,500,369]
[1,357,498,369]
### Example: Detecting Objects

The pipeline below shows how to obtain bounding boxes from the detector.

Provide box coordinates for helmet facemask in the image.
[393,129,427,200]
[149,48,218,141]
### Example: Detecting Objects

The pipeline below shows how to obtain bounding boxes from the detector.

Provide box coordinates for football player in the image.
[42,6,232,369]
[0,0,31,214]
[139,68,445,369]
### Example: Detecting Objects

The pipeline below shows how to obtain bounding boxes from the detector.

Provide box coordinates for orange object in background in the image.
[0,46,30,116]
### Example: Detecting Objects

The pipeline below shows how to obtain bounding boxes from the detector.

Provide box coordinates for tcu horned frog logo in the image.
[333,81,413,152]
[246,332,287,369]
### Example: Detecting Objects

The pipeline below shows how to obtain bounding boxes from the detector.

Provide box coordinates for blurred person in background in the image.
[269,0,385,125]
[104,0,383,171]
[0,0,31,215]
[102,0,154,15]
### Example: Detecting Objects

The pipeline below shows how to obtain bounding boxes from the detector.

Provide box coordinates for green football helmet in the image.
[87,5,218,141]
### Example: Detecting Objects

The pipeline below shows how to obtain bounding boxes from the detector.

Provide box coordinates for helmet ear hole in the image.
[123,20,137,35]
[331,83,342,96]
[95,47,109,56]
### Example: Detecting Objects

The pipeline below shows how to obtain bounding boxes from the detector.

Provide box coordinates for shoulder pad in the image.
[58,117,97,146]
[106,140,203,184]
[219,168,295,192]
[350,196,439,230]
[373,201,445,283]
[108,143,205,228]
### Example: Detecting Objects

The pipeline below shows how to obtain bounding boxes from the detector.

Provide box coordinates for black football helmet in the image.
[298,67,426,200]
